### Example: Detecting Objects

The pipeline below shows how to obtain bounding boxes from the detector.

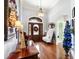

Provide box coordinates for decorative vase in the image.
[64,47,70,56]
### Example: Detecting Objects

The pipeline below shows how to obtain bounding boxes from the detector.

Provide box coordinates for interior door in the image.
[56,21,65,45]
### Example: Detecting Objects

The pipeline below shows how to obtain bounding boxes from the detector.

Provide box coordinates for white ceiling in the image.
[25,0,59,9]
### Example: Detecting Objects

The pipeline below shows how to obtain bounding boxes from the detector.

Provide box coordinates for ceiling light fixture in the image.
[38,0,44,17]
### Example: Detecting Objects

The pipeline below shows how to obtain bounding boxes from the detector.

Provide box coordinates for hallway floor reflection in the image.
[34,42,73,59]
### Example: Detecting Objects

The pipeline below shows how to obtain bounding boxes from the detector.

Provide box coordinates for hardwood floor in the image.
[35,42,56,59]
[8,42,73,59]
[34,42,73,59]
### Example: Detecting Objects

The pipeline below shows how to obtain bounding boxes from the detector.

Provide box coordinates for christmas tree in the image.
[63,21,72,56]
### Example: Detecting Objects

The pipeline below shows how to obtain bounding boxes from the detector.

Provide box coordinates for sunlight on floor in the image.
[27,40,34,46]
[35,44,40,57]
[35,44,40,52]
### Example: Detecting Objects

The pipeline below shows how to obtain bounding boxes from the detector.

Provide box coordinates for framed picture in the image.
[72,7,75,18]
[72,7,75,35]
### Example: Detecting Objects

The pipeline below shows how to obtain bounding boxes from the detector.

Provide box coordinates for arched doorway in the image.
[28,17,43,42]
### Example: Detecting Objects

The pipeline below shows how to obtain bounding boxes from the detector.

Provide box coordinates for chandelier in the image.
[38,0,44,17]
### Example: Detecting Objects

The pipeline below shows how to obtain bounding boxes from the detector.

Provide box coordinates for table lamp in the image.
[15,20,26,51]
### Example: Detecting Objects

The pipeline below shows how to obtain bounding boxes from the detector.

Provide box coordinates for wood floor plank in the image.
[34,42,72,59]
[8,42,73,59]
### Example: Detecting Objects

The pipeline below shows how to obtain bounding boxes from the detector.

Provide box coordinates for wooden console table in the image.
[8,46,39,59]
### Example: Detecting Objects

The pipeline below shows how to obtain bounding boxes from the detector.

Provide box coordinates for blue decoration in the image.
[63,21,72,48]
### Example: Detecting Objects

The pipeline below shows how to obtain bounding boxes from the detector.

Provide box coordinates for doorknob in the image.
[57,36,59,38]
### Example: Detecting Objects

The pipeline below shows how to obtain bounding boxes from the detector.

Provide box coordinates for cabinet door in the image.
[32,24,40,42]
[28,24,32,35]
[39,23,43,41]
[33,24,39,35]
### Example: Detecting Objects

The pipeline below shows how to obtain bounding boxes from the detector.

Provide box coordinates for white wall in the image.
[21,7,37,33]
[71,0,75,18]
[16,0,74,34]
[20,4,48,34]
[47,0,75,45]
[48,0,72,23]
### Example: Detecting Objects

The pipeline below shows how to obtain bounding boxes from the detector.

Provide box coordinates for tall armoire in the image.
[28,17,43,42]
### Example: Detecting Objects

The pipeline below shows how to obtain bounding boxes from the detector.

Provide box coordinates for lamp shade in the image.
[38,12,44,17]
[20,24,23,29]
[38,8,44,17]
[15,20,21,27]
[15,20,24,30]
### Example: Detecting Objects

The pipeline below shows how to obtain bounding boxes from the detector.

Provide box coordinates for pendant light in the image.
[38,0,44,17]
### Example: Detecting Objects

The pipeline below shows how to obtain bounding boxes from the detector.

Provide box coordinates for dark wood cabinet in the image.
[28,23,43,42]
